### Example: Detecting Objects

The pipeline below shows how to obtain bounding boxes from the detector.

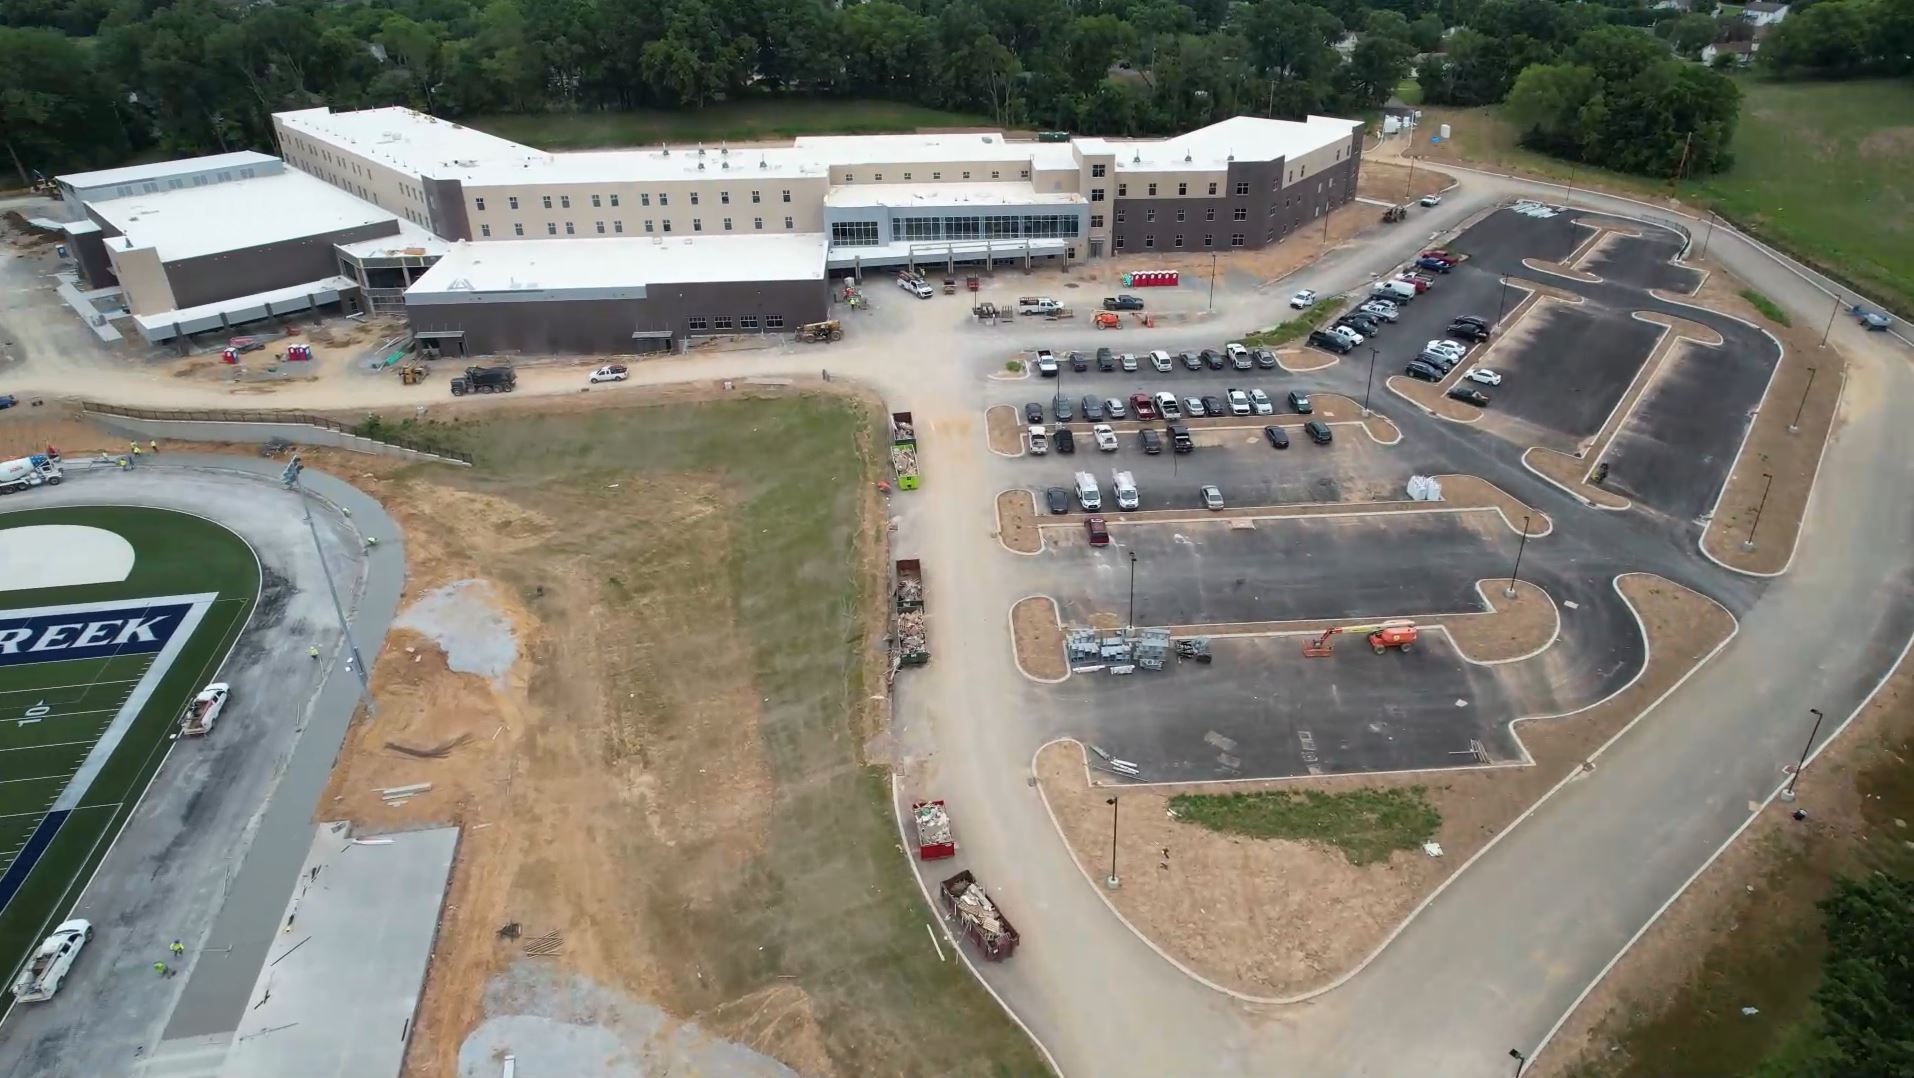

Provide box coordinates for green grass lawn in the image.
[1168,786,1440,865]
[0,507,257,998]
[466,98,994,150]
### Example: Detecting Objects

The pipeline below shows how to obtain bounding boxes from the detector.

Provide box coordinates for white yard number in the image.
[17,700,51,725]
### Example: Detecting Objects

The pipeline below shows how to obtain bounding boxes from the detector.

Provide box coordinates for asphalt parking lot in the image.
[1038,512,1518,626]
[1582,229,1703,295]
[1452,205,1589,273]
[1474,299,1663,449]
[1599,336,1768,520]
[1044,633,1522,780]
[1026,427,1411,511]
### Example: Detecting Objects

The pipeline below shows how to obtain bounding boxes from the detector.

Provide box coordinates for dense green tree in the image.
[1340,34,1416,110]
[1658,12,1720,58]
[0,25,126,183]
[1760,0,1878,76]
[1812,873,1914,1076]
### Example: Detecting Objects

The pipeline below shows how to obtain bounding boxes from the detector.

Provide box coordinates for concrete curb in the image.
[1009,595,1070,685]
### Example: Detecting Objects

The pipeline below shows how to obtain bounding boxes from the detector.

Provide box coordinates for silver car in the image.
[1104,397,1128,420]
[1201,484,1225,511]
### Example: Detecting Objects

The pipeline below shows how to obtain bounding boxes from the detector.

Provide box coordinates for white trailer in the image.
[11,920,91,1002]
[0,455,62,494]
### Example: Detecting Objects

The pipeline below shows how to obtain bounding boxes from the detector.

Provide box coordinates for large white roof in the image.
[823,182,1085,210]
[406,234,829,295]
[1081,115,1361,173]
[93,170,398,262]
[276,107,541,176]
[57,151,278,190]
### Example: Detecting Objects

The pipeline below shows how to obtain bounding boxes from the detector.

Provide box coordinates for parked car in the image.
[1055,427,1076,453]
[1227,389,1252,416]
[1447,321,1491,342]
[1254,348,1278,369]
[1184,395,1207,418]
[1417,350,1459,372]
[1168,424,1194,453]
[1104,396,1128,419]
[1070,350,1089,372]
[1288,391,1313,414]
[1200,484,1225,511]
[1131,392,1158,419]
[1093,424,1120,451]
[1404,361,1443,382]
[1447,386,1492,407]
[1140,428,1163,454]
[1415,256,1452,273]
[1466,368,1503,386]
[1044,487,1071,514]
[1422,248,1457,261]
[1328,325,1364,347]
[1082,395,1105,421]
[1150,350,1174,373]
[1180,351,1204,371]
[1156,392,1182,420]
[1360,300,1400,322]
[1453,313,1490,328]
[1404,272,1437,289]
[1086,515,1111,545]
[1337,313,1380,335]
[1425,339,1467,360]
[1290,289,1318,309]
[1052,395,1075,422]
[1263,425,1290,449]
[1307,329,1353,354]
[1096,348,1116,372]
[1249,388,1274,415]
[1024,402,1045,424]
[1304,420,1333,444]
[1104,294,1145,310]
[1037,350,1059,376]
[1120,353,1139,372]
[1201,394,1225,417]
[589,364,629,383]
[1203,350,1226,370]
[1419,193,1443,207]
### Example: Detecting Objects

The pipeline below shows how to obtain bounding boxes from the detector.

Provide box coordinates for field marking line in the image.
[0,677,144,697]
[0,739,98,754]
[0,771,79,786]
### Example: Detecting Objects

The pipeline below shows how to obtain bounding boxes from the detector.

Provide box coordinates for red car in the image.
[1129,393,1157,420]
[1085,516,1110,546]
[1422,248,1456,260]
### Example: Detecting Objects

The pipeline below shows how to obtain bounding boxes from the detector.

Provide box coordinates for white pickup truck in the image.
[1027,426,1049,455]
[1018,296,1063,316]
[12,920,91,1002]
[179,683,230,737]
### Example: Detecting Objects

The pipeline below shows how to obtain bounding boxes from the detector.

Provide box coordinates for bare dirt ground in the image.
[996,488,1041,553]
[985,404,1024,456]
[1534,634,1914,1076]
[1447,579,1556,662]
[1358,160,1456,204]
[1011,596,1067,680]
[1309,392,1400,442]
[1677,261,1848,574]
[1526,446,1632,509]
[1035,574,1731,998]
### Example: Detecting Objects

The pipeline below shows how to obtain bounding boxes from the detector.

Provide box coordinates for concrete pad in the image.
[0,523,134,589]
[216,823,459,1078]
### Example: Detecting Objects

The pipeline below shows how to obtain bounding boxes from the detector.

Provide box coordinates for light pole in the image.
[1208,252,1217,310]
[1105,796,1121,888]
[1509,1048,1527,1076]
[1495,276,1513,328]
[1820,294,1841,347]
[1789,367,1817,433]
[1742,472,1774,551]
[290,468,376,715]
[1698,212,1716,259]
[1363,345,1379,416]
[1126,552,1138,636]
[1781,707,1826,802]
[1505,515,1531,598]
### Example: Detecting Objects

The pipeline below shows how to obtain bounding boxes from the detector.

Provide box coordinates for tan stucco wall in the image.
[461,176,830,241]
[827,159,1032,185]
[1112,169,1230,199]
[107,244,176,316]
[274,117,435,229]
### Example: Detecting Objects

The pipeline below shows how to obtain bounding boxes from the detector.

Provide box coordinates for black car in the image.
[1096,347,1116,372]
[1167,424,1194,453]
[1140,428,1163,454]
[1304,420,1333,444]
[1307,329,1353,354]
[1447,321,1491,342]
[1263,425,1290,449]
[1404,361,1442,382]
[1288,390,1313,414]
[1055,427,1076,453]
[1082,395,1105,421]
[1024,402,1044,424]
[1052,395,1075,422]
[1337,314,1380,335]
[1202,349,1226,370]
[1070,350,1090,372]
[1044,486,1071,514]
[1201,395,1225,417]
[1180,351,1204,371]
[1453,314,1491,328]
[1447,386,1492,407]
[1103,294,1145,311]
[1417,350,1458,372]
[1254,349,1278,369]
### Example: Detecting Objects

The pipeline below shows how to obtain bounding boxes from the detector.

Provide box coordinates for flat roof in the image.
[1080,115,1362,173]
[56,151,278,190]
[407,234,829,295]
[336,222,453,260]
[93,171,398,262]
[275,106,540,177]
[823,182,1086,210]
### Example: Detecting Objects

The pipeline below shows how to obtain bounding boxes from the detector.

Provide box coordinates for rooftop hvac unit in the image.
[698,161,705,170]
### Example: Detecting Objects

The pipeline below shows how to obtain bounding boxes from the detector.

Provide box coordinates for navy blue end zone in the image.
[0,603,193,668]
[0,812,69,911]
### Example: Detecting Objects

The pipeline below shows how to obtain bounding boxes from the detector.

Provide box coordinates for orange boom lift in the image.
[1302,619,1419,657]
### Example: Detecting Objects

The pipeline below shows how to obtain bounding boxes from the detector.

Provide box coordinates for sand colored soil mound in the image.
[985,405,1024,456]
[1011,596,1067,681]
[996,489,1041,553]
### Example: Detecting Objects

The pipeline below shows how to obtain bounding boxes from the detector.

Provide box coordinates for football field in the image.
[0,506,258,997]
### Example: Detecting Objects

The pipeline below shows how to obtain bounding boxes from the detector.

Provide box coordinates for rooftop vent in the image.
[698,161,705,170]
[721,160,729,169]
[760,157,768,169]
[1132,151,1141,163]
[697,147,706,156]
[1184,151,1192,162]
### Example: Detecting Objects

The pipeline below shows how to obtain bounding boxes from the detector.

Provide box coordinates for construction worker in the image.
[129,444,141,467]
[153,961,168,976]
[307,646,319,660]
[169,940,184,958]
[149,439,159,454]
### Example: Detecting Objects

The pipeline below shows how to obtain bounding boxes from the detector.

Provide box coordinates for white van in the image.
[1112,471,1139,510]
[1074,471,1102,511]
[1372,279,1416,302]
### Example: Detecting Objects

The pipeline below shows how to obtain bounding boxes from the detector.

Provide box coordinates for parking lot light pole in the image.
[1505,515,1532,599]
[1743,472,1774,551]
[1363,346,1379,416]
[1126,552,1138,636]
[1495,276,1513,328]
[1820,295,1841,347]
[1105,796,1121,889]
[1509,1049,1527,1076]
[1781,707,1825,802]
[1789,367,1818,433]
[1208,252,1218,310]
[1698,212,1716,259]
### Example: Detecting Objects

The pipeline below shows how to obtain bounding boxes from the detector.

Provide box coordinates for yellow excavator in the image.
[399,363,429,385]
[1302,619,1418,657]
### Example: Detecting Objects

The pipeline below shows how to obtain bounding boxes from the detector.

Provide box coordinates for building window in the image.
[844,173,854,182]
[642,193,651,205]
[1209,182,1218,195]
[688,316,709,330]
[513,223,524,235]
[740,315,759,330]
[874,174,882,182]
[1234,181,1250,196]
[1144,236,1155,248]
[1090,188,1105,202]
[663,220,672,232]
[611,194,620,206]
[1231,233,1246,247]
[1206,208,1216,221]
[782,190,791,202]
[1267,206,1276,217]
[991,171,1000,179]
[830,220,880,246]
[542,195,552,209]
[722,217,732,231]
[1177,182,1187,196]
[904,172,912,181]
[784,216,794,229]
[1176,210,1186,222]
[660,194,669,206]
[614,220,624,233]
[481,224,492,237]
[693,218,703,231]
[1233,207,1248,221]
[645,220,654,232]
[932,171,941,180]
[1203,233,1213,247]
[475,197,487,211]
[1091,163,1106,178]
[754,217,763,230]
[1174,235,1185,248]
[962,171,971,179]
[1147,183,1157,196]
[596,221,605,233]
[690,192,700,205]
[509,196,519,210]
[565,221,575,234]
[1272,177,1281,192]
[1090,214,1104,228]
[1115,210,1125,223]
[547,222,557,234]
[561,195,571,208]
[1146,210,1155,222]
[766,314,785,329]
[1118,183,1127,197]
[721,191,730,204]
[752,190,761,203]
[1020,169,1029,179]
[715,315,734,329]
[591,194,601,207]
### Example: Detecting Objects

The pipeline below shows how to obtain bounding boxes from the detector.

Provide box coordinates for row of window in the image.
[843,168,1029,183]
[1112,181,1340,225]
[1110,233,1247,251]
[477,216,798,238]
[109,167,257,199]
[686,314,786,332]
[475,189,794,213]
[830,214,1084,247]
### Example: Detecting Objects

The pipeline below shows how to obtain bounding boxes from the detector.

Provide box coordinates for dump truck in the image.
[912,799,956,859]
[0,455,62,495]
[179,682,230,737]
[890,411,920,491]
[939,870,1019,960]
[450,365,516,396]
[11,920,91,1002]
[894,558,928,666]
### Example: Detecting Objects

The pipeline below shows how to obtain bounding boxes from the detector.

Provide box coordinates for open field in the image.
[0,507,256,1001]
[466,98,994,150]
[1401,78,1914,313]
[316,390,1045,1076]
